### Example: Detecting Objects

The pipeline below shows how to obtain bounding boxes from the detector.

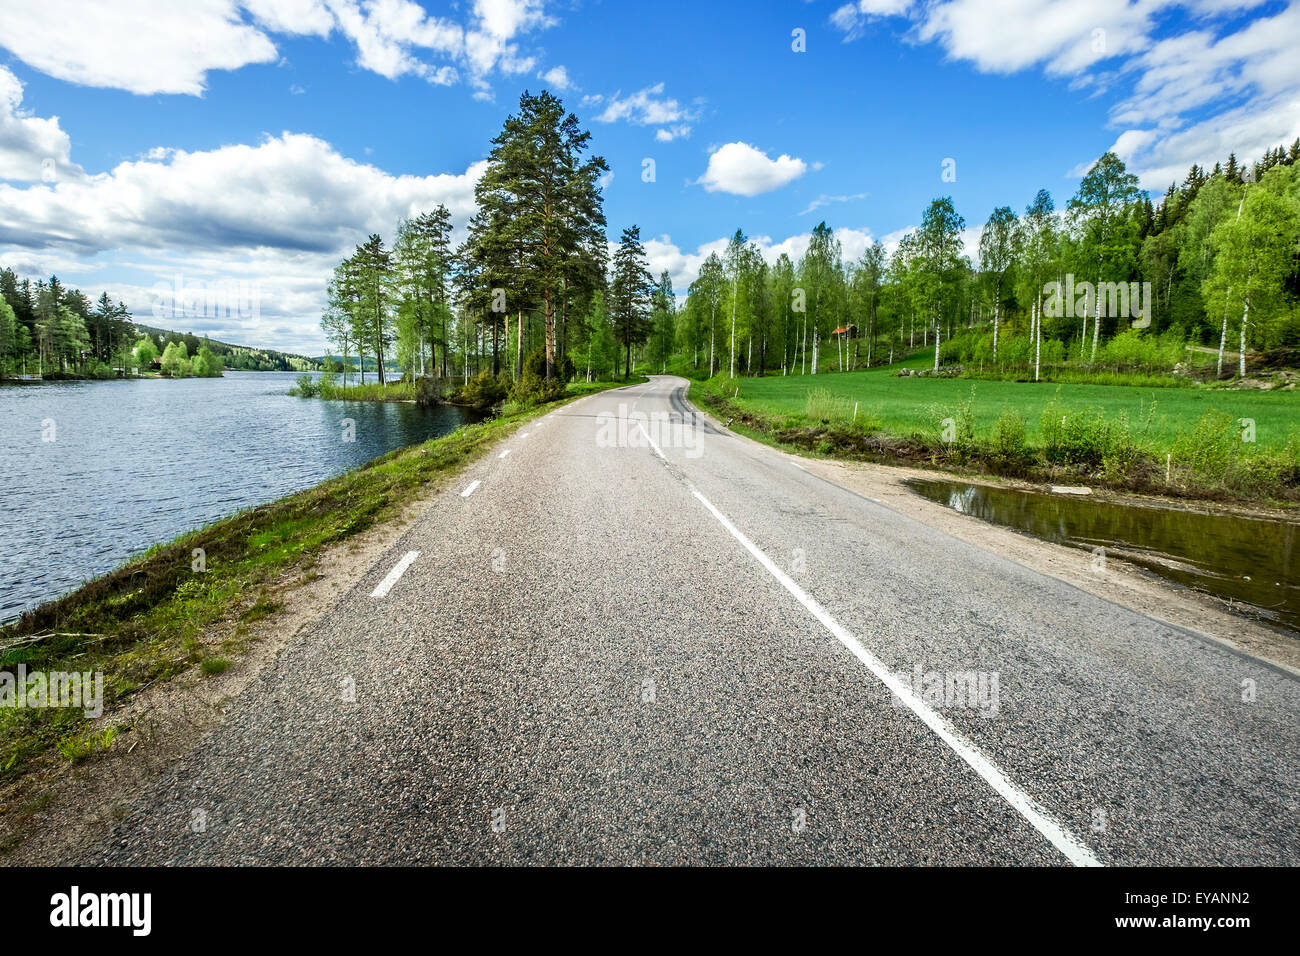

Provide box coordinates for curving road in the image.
[84,376,1300,865]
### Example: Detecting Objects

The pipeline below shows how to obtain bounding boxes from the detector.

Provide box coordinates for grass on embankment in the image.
[693,356,1300,504]
[0,378,637,785]
[291,376,416,402]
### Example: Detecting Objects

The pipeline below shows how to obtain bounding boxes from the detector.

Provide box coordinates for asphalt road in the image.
[84,376,1300,865]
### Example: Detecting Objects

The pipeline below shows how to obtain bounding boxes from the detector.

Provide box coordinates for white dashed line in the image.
[371,550,419,598]
[460,480,481,497]
[498,449,511,459]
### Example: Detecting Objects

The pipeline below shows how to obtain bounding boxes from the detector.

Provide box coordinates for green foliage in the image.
[453,369,510,409]
[159,340,192,377]
[511,348,573,404]
[1170,410,1241,482]
[292,372,320,397]
[990,409,1030,468]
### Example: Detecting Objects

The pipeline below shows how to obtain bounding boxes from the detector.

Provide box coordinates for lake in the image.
[0,372,483,621]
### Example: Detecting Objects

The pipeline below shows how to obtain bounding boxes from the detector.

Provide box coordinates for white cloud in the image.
[0,132,483,255]
[0,94,487,351]
[0,0,557,96]
[584,82,699,140]
[0,66,82,183]
[830,0,914,41]
[0,1,280,96]
[539,65,573,90]
[654,125,692,143]
[697,142,809,196]
[914,0,1153,76]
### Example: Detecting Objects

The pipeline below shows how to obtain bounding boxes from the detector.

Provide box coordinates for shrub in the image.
[511,348,571,405]
[1039,396,1114,467]
[291,372,319,397]
[1100,411,1142,483]
[1170,410,1240,483]
[414,375,447,407]
[452,369,510,409]
[990,409,1030,468]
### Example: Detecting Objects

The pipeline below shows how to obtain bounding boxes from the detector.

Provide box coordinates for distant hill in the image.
[136,325,322,372]
[313,355,401,373]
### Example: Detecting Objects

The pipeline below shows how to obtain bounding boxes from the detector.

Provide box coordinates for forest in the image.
[318,96,1299,399]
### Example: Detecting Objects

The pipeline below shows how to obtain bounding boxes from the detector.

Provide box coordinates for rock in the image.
[1050,485,1093,495]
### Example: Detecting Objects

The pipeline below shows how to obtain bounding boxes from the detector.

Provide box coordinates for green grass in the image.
[696,354,1300,502]
[714,353,1298,452]
[0,377,636,789]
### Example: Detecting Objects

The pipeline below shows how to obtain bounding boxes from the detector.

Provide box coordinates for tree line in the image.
[670,141,1300,382]
[0,269,134,378]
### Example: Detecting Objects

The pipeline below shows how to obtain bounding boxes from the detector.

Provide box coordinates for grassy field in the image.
[695,350,1299,502]
[715,353,1299,452]
[0,378,635,790]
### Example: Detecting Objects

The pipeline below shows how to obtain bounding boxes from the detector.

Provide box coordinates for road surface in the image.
[83,376,1300,865]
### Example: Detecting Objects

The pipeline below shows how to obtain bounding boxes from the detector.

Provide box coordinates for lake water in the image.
[906,478,1299,634]
[0,372,483,621]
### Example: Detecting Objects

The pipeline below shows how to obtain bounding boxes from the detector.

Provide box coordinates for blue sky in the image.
[1,0,1297,353]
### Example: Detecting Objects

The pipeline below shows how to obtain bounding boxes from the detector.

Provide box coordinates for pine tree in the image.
[608,225,654,379]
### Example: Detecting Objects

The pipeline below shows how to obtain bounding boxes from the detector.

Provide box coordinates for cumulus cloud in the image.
[538,64,573,90]
[583,82,700,140]
[0,66,83,183]
[0,132,483,255]
[0,93,487,351]
[696,142,809,196]
[0,0,557,96]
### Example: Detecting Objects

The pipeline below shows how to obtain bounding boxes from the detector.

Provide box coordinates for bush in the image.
[1039,397,1114,467]
[1170,410,1240,483]
[511,348,571,405]
[452,369,510,409]
[990,409,1030,468]
[291,372,319,397]
[924,386,976,458]
[414,375,447,407]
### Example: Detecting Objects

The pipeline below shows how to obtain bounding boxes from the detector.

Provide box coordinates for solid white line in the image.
[498,449,511,459]
[371,550,419,598]
[686,481,1102,867]
[460,479,481,497]
[638,421,667,461]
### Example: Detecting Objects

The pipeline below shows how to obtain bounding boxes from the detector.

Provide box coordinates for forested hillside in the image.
[0,269,320,378]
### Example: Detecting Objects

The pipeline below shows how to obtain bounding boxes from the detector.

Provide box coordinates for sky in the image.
[0,0,1297,354]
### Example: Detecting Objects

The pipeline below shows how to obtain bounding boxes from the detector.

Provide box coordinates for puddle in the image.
[905,479,1299,634]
